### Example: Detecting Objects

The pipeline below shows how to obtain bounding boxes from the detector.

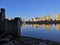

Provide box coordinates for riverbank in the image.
[26,21,60,24]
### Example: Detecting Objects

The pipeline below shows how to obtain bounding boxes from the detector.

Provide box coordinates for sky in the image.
[0,0,60,20]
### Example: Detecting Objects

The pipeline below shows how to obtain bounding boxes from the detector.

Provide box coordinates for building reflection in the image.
[31,24,41,28]
[22,24,60,30]
[22,23,26,27]
[41,24,50,30]
[31,24,50,30]
[0,24,60,45]
[55,24,60,30]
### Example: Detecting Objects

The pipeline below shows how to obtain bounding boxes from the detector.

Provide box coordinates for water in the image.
[1,24,60,45]
[21,24,60,42]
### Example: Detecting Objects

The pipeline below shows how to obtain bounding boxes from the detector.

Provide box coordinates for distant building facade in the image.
[32,17,41,21]
[31,15,50,22]
[42,15,50,21]
[55,14,60,21]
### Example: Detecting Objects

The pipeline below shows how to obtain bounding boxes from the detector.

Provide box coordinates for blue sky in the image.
[0,0,60,20]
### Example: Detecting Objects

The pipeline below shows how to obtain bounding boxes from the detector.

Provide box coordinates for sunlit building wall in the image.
[32,17,40,21]
[52,18,55,21]
[55,14,60,21]
[42,17,45,21]
[42,15,50,21]
[38,18,42,21]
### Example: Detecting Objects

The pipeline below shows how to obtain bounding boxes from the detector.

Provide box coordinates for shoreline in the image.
[25,21,60,24]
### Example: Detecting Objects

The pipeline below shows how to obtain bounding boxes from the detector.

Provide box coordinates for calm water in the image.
[21,24,60,42]
[2,24,60,45]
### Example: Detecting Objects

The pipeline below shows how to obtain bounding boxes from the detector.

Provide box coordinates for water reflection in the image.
[55,24,60,30]
[25,24,60,30]
[21,24,60,45]
[30,24,50,30]
[41,24,50,30]
[31,24,40,28]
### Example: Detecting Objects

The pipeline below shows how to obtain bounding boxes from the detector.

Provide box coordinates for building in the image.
[0,8,5,24]
[32,17,40,21]
[42,15,50,21]
[12,17,21,37]
[5,17,22,37]
[0,8,5,31]
[31,16,50,21]
[55,14,60,21]
[0,13,1,22]
[0,8,23,38]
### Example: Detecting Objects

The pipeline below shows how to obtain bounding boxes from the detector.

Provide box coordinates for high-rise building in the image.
[0,8,5,23]
[0,8,22,37]
[0,8,5,31]
[0,10,1,23]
